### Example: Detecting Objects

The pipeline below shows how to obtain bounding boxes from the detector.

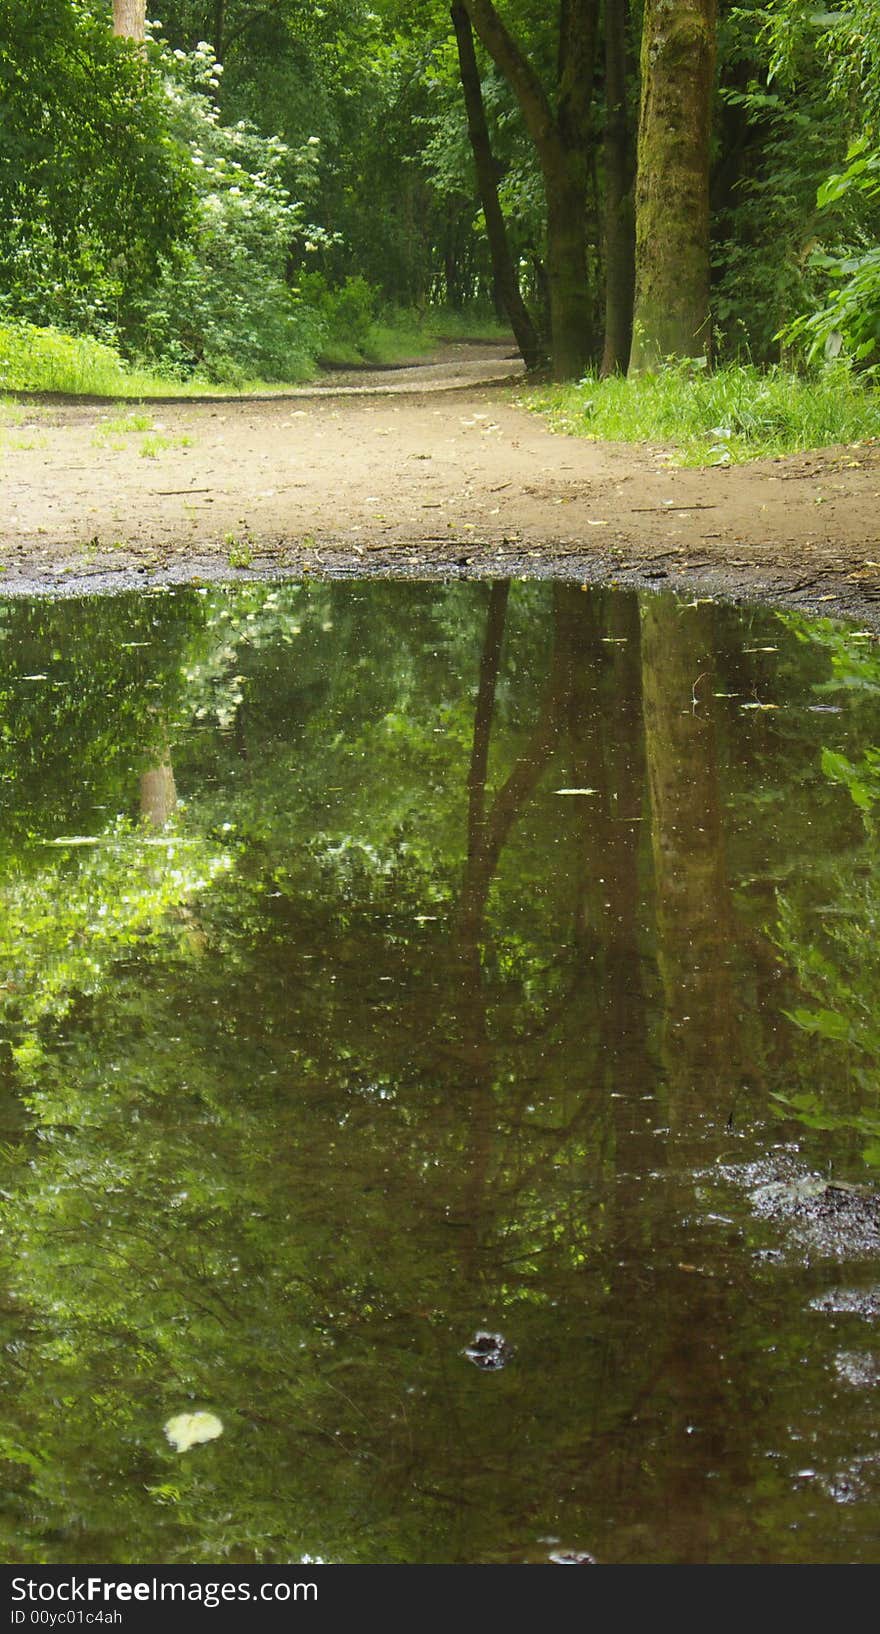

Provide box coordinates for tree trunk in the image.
[462,0,599,380]
[601,0,635,374]
[628,0,716,374]
[214,0,226,59]
[140,760,177,829]
[451,5,543,370]
[112,0,146,40]
[545,155,595,380]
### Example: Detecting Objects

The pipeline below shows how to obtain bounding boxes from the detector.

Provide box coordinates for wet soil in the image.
[3,340,880,623]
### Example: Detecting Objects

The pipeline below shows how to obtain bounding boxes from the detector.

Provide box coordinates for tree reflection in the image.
[0,584,878,1565]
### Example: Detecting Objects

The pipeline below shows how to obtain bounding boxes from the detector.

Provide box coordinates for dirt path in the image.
[3,340,880,624]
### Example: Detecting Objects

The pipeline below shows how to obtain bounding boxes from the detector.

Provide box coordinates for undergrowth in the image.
[0,322,303,398]
[0,308,511,396]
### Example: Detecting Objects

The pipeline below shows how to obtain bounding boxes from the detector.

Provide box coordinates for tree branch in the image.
[461,0,557,159]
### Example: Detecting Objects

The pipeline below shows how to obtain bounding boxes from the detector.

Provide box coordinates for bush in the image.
[120,40,329,383]
[0,0,193,342]
[781,139,880,366]
[0,323,134,395]
[296,272,378,358]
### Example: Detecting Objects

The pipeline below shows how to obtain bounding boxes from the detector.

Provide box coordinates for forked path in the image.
[2,341,880,623]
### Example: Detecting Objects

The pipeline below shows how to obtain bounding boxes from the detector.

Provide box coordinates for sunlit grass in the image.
[105,411,155,433]
[523,360,880,465]
[139,434,173,458]
[1,311,513,397]
[0,322,307,399]
[0,396,28,426]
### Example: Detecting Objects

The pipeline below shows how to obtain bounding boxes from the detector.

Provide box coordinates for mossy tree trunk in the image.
[628,0,716,374]
[450,5,543,370]
[601,0,635,375]
[112,0,146,39]
[462,0,599,381]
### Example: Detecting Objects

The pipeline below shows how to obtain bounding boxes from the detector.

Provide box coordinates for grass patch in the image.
[0,396,28,426]
[105,411,155,434]
[139,434,173,458]
[320,304,513,369]
[0,321,310,399]
[523,361,880,464]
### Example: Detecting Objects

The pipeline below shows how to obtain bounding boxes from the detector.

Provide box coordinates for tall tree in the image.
[450,4,542,368]
[112,0,146,39]
[601,0,635,374]
[628,0,716,373]
[461,0,600,380]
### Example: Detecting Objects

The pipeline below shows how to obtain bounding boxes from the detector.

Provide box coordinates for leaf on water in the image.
[554,788,599,796]
[164,1411,223,1453]
[42,836,103,846]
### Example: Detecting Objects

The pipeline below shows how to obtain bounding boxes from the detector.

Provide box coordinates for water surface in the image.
[1,581,879,1564]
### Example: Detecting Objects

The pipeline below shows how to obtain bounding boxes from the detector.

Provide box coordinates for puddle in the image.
[1,581,879,1564]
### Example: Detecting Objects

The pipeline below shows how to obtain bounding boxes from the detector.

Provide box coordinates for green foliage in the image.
[524,358,880,464]
[297,272,378,360]
[121,37,328,382]
[718,2,880,366]
[0,0,193,338]
[772,614,880,1166]
[712,5,855,361]
[0,323,136,395]
[781,139,880,364]
[0,320,297,397]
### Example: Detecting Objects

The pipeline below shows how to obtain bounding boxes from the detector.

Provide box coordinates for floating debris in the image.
[463,1331,513,1371]
[164,1411,224,1453]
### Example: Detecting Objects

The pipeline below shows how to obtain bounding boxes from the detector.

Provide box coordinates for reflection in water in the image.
[0,581,879,1564]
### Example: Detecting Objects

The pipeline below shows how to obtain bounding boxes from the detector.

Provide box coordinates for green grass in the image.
[523,360,880,465]
[1,310,513,397]
[105,411,155,433]
[0,321,307,399]
[320,304,513,369]
[0,396,28,426]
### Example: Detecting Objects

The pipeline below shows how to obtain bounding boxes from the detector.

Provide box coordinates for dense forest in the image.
[1,0,879,387]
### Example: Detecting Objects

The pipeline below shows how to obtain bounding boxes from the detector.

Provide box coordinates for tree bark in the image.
[139,759,177,829]
[628,0,716,373]
[451,5,543,369]
[462,0,599,380]
[112,0,146,40]
[601,0,635,374]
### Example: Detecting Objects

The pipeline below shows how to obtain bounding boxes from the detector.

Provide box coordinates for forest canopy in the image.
[0,0,879,384]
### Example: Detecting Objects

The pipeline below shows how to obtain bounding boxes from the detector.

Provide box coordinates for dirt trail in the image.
[2,340,880,623]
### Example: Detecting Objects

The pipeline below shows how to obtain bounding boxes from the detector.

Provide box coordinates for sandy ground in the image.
[3,340,880,624]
